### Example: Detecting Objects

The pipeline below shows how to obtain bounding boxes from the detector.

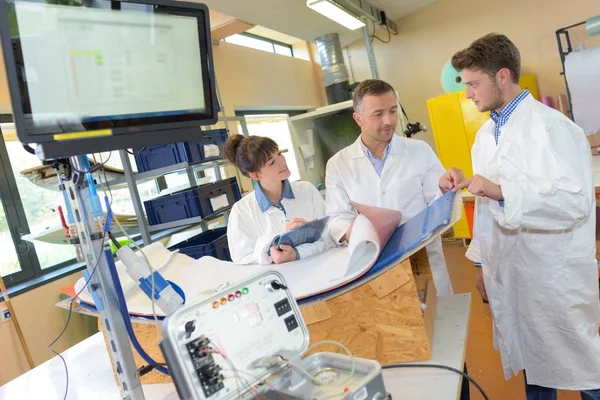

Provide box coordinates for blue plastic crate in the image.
[134,129,228,172]
[168,227,230,261]
[144,177,241,226]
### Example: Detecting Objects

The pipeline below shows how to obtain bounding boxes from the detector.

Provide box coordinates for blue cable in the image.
[105,248,169,375]
[103,196,113,233]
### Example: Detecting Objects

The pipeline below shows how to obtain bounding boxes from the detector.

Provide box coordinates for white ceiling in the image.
[195,0,439,46]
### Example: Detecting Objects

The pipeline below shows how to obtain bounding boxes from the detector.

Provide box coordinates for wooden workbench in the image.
[0,294,471,400]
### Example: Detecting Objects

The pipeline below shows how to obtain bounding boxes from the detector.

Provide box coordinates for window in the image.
[238,114,301,182]
[0,201,20,278]
[224,33,294,58]
[5,140,78,270]
[0,124,49,286]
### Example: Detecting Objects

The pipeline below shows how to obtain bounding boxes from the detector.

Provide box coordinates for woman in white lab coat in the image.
[225,134,327,265]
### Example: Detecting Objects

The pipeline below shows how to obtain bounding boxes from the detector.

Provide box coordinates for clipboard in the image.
[271,215,330,250]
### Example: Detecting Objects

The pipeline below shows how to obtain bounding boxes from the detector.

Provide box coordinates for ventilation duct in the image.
[315,33,351,105]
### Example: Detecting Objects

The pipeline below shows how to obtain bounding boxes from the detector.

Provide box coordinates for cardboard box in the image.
[588,131,600,148]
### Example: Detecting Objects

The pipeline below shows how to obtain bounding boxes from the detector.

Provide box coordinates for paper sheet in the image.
[75,194,454,317]
[565,46,600,135]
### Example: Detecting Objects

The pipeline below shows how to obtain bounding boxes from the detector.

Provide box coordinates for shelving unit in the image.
[287,100,360,186]
[113,116,250,246]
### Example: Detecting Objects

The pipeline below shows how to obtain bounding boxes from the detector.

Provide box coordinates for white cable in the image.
[96,152,159,323]
[255,340,355,389]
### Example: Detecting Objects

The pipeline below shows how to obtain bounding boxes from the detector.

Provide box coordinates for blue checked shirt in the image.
[490,89,530,146]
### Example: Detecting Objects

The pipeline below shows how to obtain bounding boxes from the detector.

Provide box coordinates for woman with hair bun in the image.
[224,134,327,265]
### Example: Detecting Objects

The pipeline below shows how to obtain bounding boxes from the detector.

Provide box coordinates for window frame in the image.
[224,32,294,58]
[0,125,44,287]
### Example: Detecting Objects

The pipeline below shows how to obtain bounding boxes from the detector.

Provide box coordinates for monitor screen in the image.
[0,0,218,158]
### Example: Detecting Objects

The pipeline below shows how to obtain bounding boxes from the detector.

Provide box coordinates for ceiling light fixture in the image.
[306,0,366,31]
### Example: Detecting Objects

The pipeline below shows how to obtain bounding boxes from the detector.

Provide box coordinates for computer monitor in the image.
[0,0,218,159]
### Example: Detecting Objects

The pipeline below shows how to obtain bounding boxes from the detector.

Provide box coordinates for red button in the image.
[228,294,235,302]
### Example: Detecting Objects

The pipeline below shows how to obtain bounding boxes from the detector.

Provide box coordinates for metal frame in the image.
[65,155,144,399]
[0,129,40,286]
[556,20,586,121]
[362,25,379,79]
[119,150,152,246]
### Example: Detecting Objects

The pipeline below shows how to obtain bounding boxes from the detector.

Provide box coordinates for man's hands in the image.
[476,268,488,302]
[439,168,465,193]
[285,218,306,232]
[439,168,503,201]
[453,175,503,201]
[270,244,297,264]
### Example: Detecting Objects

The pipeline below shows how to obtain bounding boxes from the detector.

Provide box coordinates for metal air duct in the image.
[316,33,351,104]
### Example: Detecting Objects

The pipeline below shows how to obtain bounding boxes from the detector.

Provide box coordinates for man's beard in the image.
[481,85,504,112]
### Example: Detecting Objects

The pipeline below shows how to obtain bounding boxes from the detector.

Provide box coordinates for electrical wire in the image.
[41,191,56,213]
[206,342,291,400]
[47,231,106,400]
[369,19,391,44]
[125,147,147,155]
[96,152,161,325]
[203,348,271,400]
[106,244,169,375]
[222,369,290,400]
[71,152,112,175]
[382,363,489,400]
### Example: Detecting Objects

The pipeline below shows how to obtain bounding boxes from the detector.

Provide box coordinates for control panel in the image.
[160,271,309,400]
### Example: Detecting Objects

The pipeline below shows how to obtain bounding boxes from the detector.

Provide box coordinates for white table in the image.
[0,294,471,400]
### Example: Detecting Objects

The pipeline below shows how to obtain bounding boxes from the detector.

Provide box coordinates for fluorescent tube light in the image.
[307,0,366,31]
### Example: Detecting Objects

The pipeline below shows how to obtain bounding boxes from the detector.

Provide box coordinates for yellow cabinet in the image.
[427,75,539,238]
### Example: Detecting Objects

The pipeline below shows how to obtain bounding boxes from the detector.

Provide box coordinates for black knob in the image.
[270,280,288,291]
[184,320,196,337]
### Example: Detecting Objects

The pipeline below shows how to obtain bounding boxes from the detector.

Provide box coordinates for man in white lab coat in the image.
[440,33,600,399]
[325,79,453,296]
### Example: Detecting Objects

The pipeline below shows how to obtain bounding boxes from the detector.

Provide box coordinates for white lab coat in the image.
[465,94,600,389]
[325,135,453,296]
[227,181,327,265]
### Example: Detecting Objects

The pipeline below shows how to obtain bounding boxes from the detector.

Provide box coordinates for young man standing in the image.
[440,33,600,399]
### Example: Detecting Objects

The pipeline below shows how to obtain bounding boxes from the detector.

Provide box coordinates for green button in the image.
[242,287,249,295]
